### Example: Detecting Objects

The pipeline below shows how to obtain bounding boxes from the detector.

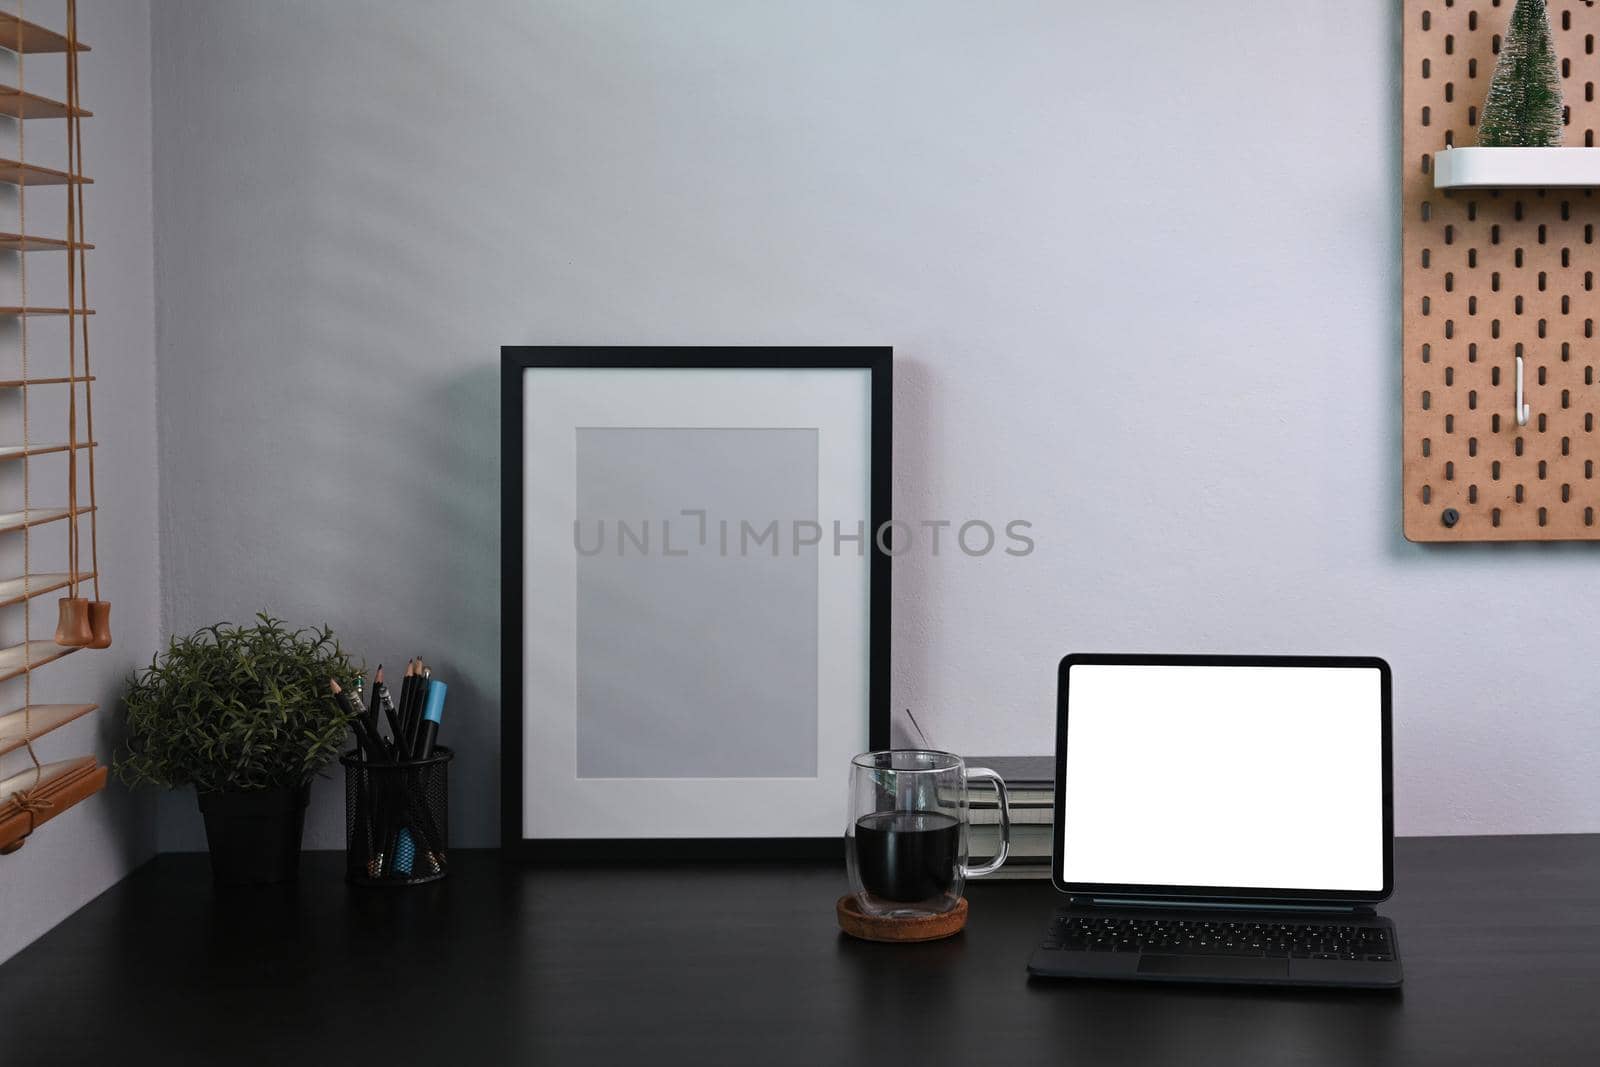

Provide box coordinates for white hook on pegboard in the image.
[1515,355,1531,428]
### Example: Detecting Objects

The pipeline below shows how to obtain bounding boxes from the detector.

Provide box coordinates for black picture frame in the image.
[1051,653,1395,904]
[501,346,892,861]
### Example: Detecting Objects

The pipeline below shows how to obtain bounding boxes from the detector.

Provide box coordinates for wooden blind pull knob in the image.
[54,597,93,647]
[86,600,111,649]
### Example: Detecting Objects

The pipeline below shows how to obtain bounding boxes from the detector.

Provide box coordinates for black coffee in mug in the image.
[853,810,961,902]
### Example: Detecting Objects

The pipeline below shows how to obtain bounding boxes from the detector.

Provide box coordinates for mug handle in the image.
[961,766,1010,878]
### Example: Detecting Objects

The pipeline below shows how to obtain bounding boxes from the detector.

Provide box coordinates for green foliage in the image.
[1478,0,1565,147]
[115,614,362,793]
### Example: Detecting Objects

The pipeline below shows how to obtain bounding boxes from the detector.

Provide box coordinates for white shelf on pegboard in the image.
[1433,146,1600,189]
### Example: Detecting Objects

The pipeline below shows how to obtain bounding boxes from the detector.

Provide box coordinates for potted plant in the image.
[115,614,361,886]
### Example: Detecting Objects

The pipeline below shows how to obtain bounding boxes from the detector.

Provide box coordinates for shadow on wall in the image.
[888,355,933,741]
[154,361,501,852]
[432,364,501,848]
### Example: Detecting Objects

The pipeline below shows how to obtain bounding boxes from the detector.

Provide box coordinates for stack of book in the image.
[966,755,1053,879]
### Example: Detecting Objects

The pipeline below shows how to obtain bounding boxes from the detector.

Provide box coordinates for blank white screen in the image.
[1060,664,1385,892]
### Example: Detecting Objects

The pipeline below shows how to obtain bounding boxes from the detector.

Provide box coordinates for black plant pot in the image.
[196,785,310,886]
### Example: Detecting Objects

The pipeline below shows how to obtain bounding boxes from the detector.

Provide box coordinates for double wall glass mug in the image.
[845,750,1011,918]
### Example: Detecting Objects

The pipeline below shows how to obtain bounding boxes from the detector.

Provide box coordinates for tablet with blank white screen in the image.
[1056,658,1390,900]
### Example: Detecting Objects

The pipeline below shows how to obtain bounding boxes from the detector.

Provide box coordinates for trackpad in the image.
[1137,955,1288,980]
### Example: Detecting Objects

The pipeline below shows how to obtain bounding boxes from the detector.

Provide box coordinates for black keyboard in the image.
[1042,914,1397,962]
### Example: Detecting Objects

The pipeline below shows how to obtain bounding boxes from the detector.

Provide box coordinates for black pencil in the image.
[369,664,385,735]
[330,679,376,870]
[376,667,404,758]
[397,659,418,755]
[405,659,430,758]
[405,668,431,759]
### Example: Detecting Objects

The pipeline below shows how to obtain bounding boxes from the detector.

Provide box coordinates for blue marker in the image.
[392,827,416,876]
[415,681,447,759]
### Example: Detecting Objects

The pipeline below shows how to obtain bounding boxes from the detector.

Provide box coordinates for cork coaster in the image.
[836,894,968,942]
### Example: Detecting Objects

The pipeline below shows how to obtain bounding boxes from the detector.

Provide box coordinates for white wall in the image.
[0,0,159,964]
[149,0,1600,849]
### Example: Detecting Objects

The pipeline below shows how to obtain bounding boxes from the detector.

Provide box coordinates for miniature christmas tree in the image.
[1478,0,1565,147]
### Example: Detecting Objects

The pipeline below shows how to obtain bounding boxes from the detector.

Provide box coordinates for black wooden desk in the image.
[5,835,1599,1065]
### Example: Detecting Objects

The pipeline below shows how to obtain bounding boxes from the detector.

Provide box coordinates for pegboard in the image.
[1403,1,1600,541]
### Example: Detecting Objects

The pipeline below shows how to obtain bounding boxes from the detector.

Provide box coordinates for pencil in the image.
[398,659,418,756]
[333,678,384,874]
[406,666,432,759]
[369,664,385,734]
[376,665,404,756]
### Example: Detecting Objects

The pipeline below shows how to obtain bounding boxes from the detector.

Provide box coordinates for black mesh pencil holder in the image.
[341,747,452,886]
